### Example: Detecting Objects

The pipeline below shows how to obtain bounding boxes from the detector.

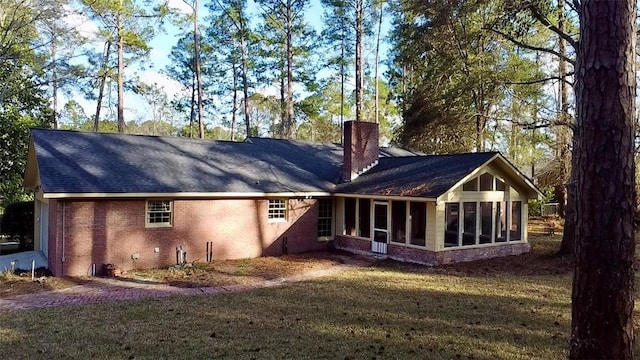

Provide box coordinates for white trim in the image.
[145,200,173,228]
[267,199,288,222]
[43,191,332,199]
[442,154,542,200]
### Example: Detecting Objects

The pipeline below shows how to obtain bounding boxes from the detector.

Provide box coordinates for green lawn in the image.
[0,238,637,359]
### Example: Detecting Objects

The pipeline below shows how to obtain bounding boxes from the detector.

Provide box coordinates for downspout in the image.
[61,201,66,276]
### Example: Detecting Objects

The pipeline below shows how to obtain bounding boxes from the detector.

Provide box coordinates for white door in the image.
[40,202,49,258]
[371,202,388,254]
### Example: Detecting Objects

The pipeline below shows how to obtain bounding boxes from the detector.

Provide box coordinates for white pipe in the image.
[31,259,35,281]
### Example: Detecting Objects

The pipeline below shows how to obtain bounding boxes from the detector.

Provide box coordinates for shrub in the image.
[528,186,555,217]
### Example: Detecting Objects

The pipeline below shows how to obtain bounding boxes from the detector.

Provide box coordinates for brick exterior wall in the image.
[335,235,530,266]
[48,198,329,276]
[343,121,379,181]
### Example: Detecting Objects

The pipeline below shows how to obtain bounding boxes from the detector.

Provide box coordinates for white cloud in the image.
[62,5,100,41]
[139,71,186,99]
[166,0,193,14]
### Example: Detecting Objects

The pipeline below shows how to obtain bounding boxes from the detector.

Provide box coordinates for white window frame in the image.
[317,198,333,239]
[268,199,288,222]
[146,200,173,228]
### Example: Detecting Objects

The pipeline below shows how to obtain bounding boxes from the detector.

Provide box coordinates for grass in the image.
[0,253,575,359]
[0,222,637,359]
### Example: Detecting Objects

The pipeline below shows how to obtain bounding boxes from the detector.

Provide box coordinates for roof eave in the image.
[333,193,437,201]
[41,191,333,199]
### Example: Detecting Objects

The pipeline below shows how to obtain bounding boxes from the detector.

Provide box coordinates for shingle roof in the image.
[335,152,498,198]
[29,129,514,199]
[31,129,344,194]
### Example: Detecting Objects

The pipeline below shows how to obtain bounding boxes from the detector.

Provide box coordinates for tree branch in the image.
[527,4,578,50]
[486,27,575,65]
[506,73,574,86]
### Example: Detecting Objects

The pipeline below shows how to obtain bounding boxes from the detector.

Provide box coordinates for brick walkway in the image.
[0,257,372,311]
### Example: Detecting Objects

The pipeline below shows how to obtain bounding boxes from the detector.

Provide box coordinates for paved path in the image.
[0,256,372,311]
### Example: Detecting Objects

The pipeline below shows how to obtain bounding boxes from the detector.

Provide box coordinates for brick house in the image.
[24,121,540,276]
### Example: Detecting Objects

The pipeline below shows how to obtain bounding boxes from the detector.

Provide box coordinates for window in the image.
[317,199,333,238]
[479,202,493,244]
[358,199,371,238]
[391,201,407,243]
[462,202,476,246]
[480,173,494,191]
[496,179,506,191]
[146,200,172,228]
[495,201,507,242]
[510,201,522,241]
[268,199,287,221]
[344,198,357,236]
[445,203,459,247]
[410,202,426,246]
[462,178,478,191]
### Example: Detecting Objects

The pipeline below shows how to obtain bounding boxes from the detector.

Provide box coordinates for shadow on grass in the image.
[0,263,575,360]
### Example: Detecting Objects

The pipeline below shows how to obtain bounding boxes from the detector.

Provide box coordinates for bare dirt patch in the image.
[0,270,87,298]
[120,251,344,288]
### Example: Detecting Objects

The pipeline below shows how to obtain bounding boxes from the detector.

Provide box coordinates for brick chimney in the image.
[342,120,379,181]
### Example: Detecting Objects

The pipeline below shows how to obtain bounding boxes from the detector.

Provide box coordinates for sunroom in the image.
[333,152,541,265]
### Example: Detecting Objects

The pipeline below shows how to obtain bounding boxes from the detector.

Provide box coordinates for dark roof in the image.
[29,129,524,199]
[31,129,344,194]
[335,152,498,198]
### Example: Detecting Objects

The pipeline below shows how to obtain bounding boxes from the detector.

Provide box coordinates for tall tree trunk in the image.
[556,0,570,218]
[285,0,294,138]
[569,0,636,358]
[475,113,484,151]
[279,63,286,138]
[94,41,111,132]
[189,70,195,138]
[354,0,363,122]
[374,1,383,125]
[50,24,58,129]
[340,12,346,143]
[194,0,205,139]
[231,66,238,141]
[240,20,250,138]
[116,5,125,133]
[557,0,574,255]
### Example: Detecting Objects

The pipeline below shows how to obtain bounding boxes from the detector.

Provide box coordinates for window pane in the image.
[496,179,505,191]
[268,199,286,220]
[374,203,387,229]
[510,201,522,240]
[358,199,371,238]
[391,201,406,243]
[345,198,356,236]
[479,202,492,244]
[317,199,332,237]
[480,173,494,191]
[445,203,459,247]
[410,202,426,246]
[463,178,478,191]
[495,201,507,242]
[147,200,172,226]
[462,202,476,246]
[319,199,332,218]
[318,219,332,237]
